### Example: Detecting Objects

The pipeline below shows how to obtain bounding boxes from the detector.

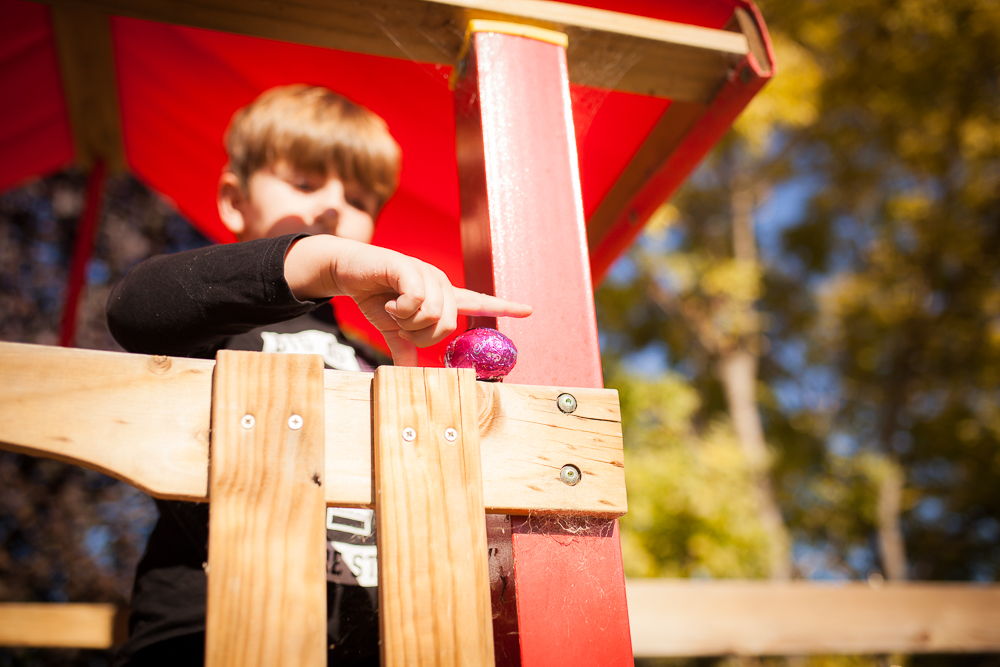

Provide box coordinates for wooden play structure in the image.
[4,0,1000,663]
[0,342,626,665]
[1,0,775,663]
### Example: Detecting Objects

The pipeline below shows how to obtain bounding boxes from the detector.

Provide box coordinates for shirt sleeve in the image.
[106,234,327,358]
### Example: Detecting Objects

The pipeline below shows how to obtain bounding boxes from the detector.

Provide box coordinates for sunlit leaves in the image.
[734,34,822,156]
[603,0,1000,588]
[615,372,773,579]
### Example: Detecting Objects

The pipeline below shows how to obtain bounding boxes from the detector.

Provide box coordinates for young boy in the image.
[107,85,530,666]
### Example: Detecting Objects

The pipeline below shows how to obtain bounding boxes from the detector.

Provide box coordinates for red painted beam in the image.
[454,25,632,667]
[587,1,777,283]
[455,26,602,389]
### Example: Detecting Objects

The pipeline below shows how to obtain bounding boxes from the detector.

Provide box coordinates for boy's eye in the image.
[293,180,320,193]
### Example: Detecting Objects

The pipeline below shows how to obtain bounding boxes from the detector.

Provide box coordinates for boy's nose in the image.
[313,183,346,228]
[314,206,340,231]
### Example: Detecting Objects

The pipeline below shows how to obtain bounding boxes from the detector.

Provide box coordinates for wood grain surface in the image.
[325,370,627,516]
[0,343,625,515]
[50,3,126,170]
[205,351,327,667]
[40,0,746,101]
[373,366,494,667]
[627,579,1000,656]
[0,341,211,500]
[0,603,127,648]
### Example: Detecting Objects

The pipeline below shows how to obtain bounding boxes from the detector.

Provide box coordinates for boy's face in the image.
[219,161,379,243]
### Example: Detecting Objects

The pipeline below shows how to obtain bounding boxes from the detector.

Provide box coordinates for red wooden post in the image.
[454,22,632,666]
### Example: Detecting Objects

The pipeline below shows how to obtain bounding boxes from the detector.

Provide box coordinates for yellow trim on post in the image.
[468,19,568,48]
[450,19,569,89]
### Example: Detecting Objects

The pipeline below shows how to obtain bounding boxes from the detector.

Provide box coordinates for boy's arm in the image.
[284,234,531,366]
[107,235,323,357]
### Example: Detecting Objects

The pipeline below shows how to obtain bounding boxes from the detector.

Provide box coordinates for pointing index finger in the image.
[454,288,532,318]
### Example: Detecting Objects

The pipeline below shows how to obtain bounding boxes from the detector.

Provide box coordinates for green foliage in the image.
[613,371,773,579]
[602,0,1000,589]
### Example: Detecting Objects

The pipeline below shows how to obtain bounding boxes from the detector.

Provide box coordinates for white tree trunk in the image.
[718,350,791,580]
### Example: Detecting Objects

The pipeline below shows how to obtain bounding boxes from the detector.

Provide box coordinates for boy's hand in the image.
[285,235,531,366]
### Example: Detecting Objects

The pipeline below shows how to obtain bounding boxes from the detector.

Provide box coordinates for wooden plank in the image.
[475,382,625,515]
[0,341,211,500]
[0,342,624,515]
[319,369,376,506]
[627,580,1000,657]
[41,0,746,101]
[205,351,327,667]
[373,366,493,667]
[50,4,126,171]
[0,603,127,649]
[324,372,626,516]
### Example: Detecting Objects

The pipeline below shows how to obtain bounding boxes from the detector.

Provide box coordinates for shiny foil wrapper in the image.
[444,328,518,381]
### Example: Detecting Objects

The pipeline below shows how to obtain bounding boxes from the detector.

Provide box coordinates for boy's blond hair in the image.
[225,84,401,208]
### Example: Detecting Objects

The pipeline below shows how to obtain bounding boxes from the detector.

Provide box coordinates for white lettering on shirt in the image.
[260,329,361,371]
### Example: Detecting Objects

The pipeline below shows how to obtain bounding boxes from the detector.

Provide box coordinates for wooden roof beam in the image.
[42,0,749,102]
[50,3,126,171]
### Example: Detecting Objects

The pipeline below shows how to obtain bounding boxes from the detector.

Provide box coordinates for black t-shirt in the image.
[107,235,384,666]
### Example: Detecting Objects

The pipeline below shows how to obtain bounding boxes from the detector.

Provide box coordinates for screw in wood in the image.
[402,427,416,442]
[444,428,458,442]
[560,464,582,486]
[288,415,303,430]
[557,393,578,413]
[240,414,255,430]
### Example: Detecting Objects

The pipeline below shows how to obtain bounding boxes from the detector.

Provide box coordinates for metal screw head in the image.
[240,414,255,430]
[444,428,458,442]
[560,464,582,486]
[288,415,303,430]
[557,393,578,413]
[402,427,416,442]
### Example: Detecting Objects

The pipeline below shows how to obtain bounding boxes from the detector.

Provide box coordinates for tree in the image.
[0,172,211,666]
[601,31,821,581]
[604,0,1000,599]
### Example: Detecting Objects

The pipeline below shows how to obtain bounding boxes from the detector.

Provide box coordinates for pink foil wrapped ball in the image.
[444,328,518,381]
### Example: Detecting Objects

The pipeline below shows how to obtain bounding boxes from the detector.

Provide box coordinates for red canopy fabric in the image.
[0,0,73,193]
[0,0,747,363]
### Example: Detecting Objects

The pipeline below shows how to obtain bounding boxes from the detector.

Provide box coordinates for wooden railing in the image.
[0,340,625,663]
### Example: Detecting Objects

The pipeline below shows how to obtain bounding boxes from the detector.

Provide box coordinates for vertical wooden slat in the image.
[374,366,493,667]
[206,351,327,667]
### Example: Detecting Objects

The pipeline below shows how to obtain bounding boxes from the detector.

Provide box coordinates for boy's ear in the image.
[217,171,247,237]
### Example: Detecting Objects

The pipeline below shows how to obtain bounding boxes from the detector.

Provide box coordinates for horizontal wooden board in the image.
[627,580,1000,656]
[41,0,747,101]
[0,603,126,648]
[0,343,626,516]
[0,341,212,500]
[324,371,626,516]
[476,381,625,515]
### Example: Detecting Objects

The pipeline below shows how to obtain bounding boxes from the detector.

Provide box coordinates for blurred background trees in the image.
[0,174,211,666]
[602,2,1000,661]
[2,0,1000,665]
